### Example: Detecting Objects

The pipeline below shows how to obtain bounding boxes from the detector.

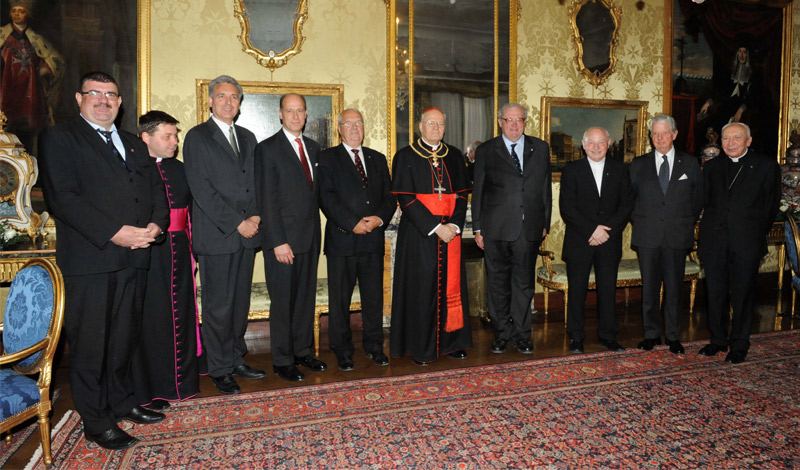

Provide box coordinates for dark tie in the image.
[510,143,522,174]
[97,129,128,170]
[658,154,669,195]
[295,137,313,188]
[228,126,241,161]
[352,149,368,187]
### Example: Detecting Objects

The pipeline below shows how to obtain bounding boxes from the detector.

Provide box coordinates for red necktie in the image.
[352,149,368,187]
[295,137,313,188]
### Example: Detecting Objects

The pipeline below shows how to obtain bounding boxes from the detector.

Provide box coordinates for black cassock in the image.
[132,157,200,404]
[390,139,473,362]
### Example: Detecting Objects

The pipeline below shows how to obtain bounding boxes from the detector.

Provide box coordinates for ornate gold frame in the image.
[385,0,520,158]
[567,0,622,88]
[540,96,648,178]
[137,0,151,115]
[233,0,309,72]
[663,0,793,162]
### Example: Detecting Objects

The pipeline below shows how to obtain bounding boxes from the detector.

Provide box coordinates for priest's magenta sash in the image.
[416,193,464,332]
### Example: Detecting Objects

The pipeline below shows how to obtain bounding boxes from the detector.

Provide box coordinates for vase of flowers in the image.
[0,220,29,250]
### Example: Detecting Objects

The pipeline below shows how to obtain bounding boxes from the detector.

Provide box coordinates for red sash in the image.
[168,207,189,232]
[416,193,464,332]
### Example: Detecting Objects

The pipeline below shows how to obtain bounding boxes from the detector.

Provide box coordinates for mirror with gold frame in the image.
[568,0,622,88]
[233,0,308,72]
[387,0,519,159]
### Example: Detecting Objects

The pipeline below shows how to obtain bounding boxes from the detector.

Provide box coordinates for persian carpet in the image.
[0,390,60,468]
[26,332,800,469]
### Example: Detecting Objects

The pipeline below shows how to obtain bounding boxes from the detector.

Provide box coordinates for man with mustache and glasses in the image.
[39,71,169,450]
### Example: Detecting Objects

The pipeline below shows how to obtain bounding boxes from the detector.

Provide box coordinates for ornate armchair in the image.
[784,218,800,316]
[0,258,65,465]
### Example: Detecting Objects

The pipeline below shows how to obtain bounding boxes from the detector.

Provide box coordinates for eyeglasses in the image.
[341,121,364,128]
[424,120,445,127]
[500,117,525,123]
[80,90,119,99]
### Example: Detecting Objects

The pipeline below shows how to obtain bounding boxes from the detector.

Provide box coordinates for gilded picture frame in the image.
[196,80,344,149]
[233,0,309,72]
[540,96,648,175]
[567,0,622,88]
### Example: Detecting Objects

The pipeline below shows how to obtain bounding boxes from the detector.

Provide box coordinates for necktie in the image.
[228,126,240,160]
[97,129,128,170]
[352,149,368,187]
[658,154,669,195]
[295,137,313,188]
[510,143,522,174]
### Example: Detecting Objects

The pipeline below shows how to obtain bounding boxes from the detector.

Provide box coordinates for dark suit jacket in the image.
[183,119,260,255]
[698,151,780,259]
[318,144,396,257]
[39,118,169,275]
[472,134,552,242]
[559,157,633,261]
[255,130,321,254]
[630,150,703,250]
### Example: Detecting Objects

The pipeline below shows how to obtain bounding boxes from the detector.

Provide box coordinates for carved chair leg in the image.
[543,286,549,315]
[563,288,569,329]
[4,433,11,444]
[689,279,697,313]
[624,287,629,305]
[659,284,664,308]
[314,310,322,357]
[38,411,51,465]
[793,289,796,317]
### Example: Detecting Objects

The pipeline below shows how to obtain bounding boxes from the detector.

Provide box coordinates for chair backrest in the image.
[785,218,800,276]
[1,258,64,374]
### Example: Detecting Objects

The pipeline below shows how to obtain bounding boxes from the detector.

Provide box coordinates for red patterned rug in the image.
[26,331,800,469]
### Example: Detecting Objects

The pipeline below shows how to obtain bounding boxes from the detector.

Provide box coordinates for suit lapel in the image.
[338,144,362,183]
[207,119,240,165]
[493,138,518,172]
[75,119,130,177]
[521,136,534,174]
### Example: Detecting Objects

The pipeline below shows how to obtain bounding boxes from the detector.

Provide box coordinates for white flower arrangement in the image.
[0,220,28,249]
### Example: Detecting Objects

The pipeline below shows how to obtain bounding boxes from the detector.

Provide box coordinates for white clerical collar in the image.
[728,149,748,163]
[155,157,163,163]
[421,137,440,152]
[588,157,606,168]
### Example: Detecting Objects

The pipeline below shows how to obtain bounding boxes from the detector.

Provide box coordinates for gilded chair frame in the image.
[0,258,65,465]
[785,217,800,317]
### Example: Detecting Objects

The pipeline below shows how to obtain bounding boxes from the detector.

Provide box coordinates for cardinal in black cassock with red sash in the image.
[390,107,472,364]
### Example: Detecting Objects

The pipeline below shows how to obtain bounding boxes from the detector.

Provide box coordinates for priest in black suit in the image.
[559,127,633,354]
[318,108,396,371]
[630,114,703,355]
[255,93,326,382]
[698,122,780,364]
[472,103,551,355]
[39,71,169,450]
[183,75,265,396]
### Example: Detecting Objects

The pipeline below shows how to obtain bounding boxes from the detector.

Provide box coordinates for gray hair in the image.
[420,107,447,123]
[648,114,677,133]
[721,121,751,138]
[338,108,363,125]
[582,127,611,142]
[499,103,528,120]
[208,75,243,101]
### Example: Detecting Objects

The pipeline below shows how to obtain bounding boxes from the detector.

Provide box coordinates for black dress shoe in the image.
[515,339,534,355]
[273,364,305,382]
[120,405,166,425]
[144,399,170,412]
[599,339,625,352]
[666,340,685,354]
[232,363,267,380]
[337,356,355,371]
[447,350,468,359]
[366,351,389,366]
[294,355,328,372]
[698,343,727,356]
[212,373,241,395]
[85,425,139,450]
[490,339,508,354]
[412,359,430,366]
[568,340,584,354]
[637,338,661,351]
[725,350,747,364]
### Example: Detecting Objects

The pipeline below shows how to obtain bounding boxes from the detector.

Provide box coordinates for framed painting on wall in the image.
[665,0,792,160]
[540,96,648,174]
[196,80,344,148]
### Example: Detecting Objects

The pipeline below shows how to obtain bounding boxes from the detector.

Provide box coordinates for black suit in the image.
[39,118,169,435]
[472,134,551,342]
[698,151,780,353]
[318,144,396,358]
[183,118,260,378]
[255,129,321,366]
[560,157,633,342]
[630,150,703,342]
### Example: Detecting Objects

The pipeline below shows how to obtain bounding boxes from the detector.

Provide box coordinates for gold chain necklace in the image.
[411,139,449,167]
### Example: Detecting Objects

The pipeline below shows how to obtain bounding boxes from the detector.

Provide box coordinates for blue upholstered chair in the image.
[0,258,65,465]
[785,218,800,317]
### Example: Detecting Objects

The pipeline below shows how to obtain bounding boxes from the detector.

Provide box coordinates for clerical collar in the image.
[155,157,163,163]
[411,138,449,159]
[727,149,748,163]
[420,137,440,152]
